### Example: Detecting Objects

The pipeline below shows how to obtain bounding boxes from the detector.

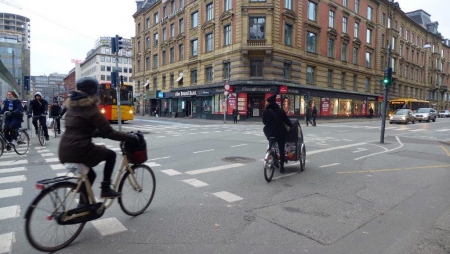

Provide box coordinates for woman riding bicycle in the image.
[0,91,23,151]
[58,77,138,199]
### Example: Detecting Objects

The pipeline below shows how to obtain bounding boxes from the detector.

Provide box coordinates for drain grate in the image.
[222,157,256,163]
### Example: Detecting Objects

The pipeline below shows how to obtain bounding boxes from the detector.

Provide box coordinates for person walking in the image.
[262,94,294,174]
[312,105,317,126]
[232,107,238,123]
[369,107,374,119]
[305,102,313,126]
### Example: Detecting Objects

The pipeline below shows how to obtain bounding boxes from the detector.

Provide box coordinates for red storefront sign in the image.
[280,86,288,94]
[321,98,331,116]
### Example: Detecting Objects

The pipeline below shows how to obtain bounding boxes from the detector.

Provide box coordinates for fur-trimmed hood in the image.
[66,91,99,108]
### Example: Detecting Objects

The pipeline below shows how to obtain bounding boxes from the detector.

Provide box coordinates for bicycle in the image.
[32,114,46,146]
[24,136,156,252]
[51,116,60,138]
[264,137,280,182]
[0,115,30,156]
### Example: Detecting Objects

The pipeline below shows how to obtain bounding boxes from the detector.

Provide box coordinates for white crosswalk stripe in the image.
[0,159,28,167]
[0,206,21,220]
[91,217,128,236]
[0,167,26,174]
[0,232,14,254]
[0,187,23,199]
[182,178,209,187]
[0,175,26,184]
[213,191,243,202]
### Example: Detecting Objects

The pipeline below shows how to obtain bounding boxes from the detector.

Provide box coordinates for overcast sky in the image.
[1,0,449,76]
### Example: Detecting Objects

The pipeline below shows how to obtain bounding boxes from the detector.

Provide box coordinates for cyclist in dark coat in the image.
[50,101,62,134]
[58,77,137,199]
[0,91,23,150]
[28,92,49,140]
[262,94,294,173]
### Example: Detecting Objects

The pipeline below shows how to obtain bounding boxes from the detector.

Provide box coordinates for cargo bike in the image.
[264,119,306,182]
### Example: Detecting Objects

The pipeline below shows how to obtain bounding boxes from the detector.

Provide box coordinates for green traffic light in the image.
[383,78,389,84]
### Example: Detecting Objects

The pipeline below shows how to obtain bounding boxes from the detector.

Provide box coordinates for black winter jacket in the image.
[28,98,48,116]
[262,102,294,140]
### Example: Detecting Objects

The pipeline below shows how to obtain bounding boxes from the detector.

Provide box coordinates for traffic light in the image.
[111,71,118,88]
[111,37,117,53]
[120,75,124,85]
[383,67,392,85]
[23,75,30,91]
[304,92,310,101]
[116,35,125,50]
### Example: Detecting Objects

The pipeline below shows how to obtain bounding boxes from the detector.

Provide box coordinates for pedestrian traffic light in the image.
[383,68,392,85]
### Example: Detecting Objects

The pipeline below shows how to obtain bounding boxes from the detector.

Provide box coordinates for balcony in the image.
[247,39,266,47]
[439,86,448,92]
[242,39,273,58]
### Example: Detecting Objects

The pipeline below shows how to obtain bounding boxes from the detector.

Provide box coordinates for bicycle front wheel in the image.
[25,182,87,252]
[38,127,45,146]
[118,164,156,216]
[264,150,276,182]
[53,121,57,138]
[14,130,30,155]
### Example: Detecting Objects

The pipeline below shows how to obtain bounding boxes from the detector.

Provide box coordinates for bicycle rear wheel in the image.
[53,120,57,138]
[25,182,86,252]
[299,143,306,172]
[14,130,30,155]
[118,164,156,216]
[38,126,45,146]
[0,138,4,157]
[264,150,276,182]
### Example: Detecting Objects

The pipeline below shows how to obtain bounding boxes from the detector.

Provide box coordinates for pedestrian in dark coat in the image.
[262,94,294,173]
[369,107,374,119]
[305,103,313,126]
[0,91,23,149]
[58,77,136,199]
[312,106,317,126]
[232,108,238,123]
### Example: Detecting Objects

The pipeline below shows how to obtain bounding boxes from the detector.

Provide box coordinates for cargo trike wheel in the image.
[299,143,306,172]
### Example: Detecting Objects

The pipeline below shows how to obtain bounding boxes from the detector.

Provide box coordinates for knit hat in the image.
[266,94,276,104]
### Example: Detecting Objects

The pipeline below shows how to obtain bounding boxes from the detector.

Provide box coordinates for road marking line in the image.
[0,232,14,253]
[51,164,66,170]
[0,205,20,220]
[45,158,60,163]
[110,147,121,151]
[41,153,54,157]
[92,217,128,236]
[319,163,340,168]
[34,146,47,150]
[149,156,170,161]
[354,136,403,161]
[0,167,26,174]
[186,163,244,175]
[338,164,450,174]
[182,178,209,187]
[193,149,214,154]
[441,145,450,156]
[272,172,298,180]
[56,172,75,177]
[0,159,28,167]
[213,191,243,202]
[409,129,426,132]
[144,162,161,167]
[0,175,26,184]
[230,144,247,147]
[352,148,368,153]
[156,136,166,138]
[307,142,369,155]
[37,149,50,153]
[341,139,353,141]
[161,169,182,176]
[0,188,22,199]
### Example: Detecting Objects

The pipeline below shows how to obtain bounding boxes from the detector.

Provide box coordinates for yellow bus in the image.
[98,81,135,122]
[388,98,430,116]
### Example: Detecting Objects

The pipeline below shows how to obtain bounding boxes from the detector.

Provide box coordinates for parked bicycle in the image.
[24,134,156,252]
[0,115,30,156]
[33,114,46,146]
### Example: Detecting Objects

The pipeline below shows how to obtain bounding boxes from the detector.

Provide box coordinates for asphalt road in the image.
[2,117,450,254]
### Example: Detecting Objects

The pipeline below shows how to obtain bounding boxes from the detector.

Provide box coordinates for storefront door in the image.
[247,94,265,117]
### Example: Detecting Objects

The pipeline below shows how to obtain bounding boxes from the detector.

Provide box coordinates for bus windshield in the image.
[99,83,134,105]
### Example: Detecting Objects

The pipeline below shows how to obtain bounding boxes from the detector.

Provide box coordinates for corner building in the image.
[132,0,449,119]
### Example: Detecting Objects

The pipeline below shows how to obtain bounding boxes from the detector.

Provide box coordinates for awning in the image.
[176,76,183,82]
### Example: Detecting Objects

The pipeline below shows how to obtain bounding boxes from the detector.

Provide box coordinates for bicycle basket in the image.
[122,131,148,164]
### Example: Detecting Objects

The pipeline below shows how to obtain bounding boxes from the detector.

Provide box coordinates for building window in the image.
[162,75,166,89]
[341,43,347,61]
[179,44,184,60]
[154,33,159,46]
[353,75,357,91]
[283,62,291,79]
[171,0,174,13]
[179,18,184,33]
[101,65,105,71]
[146,18,150,29]
[146,37,150,48]
[250,59,263,77]
[162,50,166,65]
[154,12,159,23]
[329,11,335,28]
[180,0,184,7]
[153,54,158,68]
[206,2,213,21]
[328,39,334,58]
[191,11,198,28]
[225,0,232,11]
[162,28,167,41]
[364,78,370,92]
[153,77,157,90]
[107,66,111,71]
[366,29,371,44]
[367,6,373,20]
[163,6,167,17]
[145,57,150,70]
[341,72,346,89]
[170,23,175,37]
[308,1,317,21]
[249,17,265,39]
[205,66,213,82]
[205,33,213,52]
[285,23,292,46]
[224,25,231,46]
[355,0,359,13]
[343,0,347,7]
[382,34,385,47]
[327,70,333,87]
[306,66,315,83]
[191,69,197,84]
[170,73,174,87]
[191,39,198,56]
[365,52,371,68]
[285,0,293,10]
[354,23,359,38]
[342,17,348,33]
[223,61,231,79]
[170,47,174,63]
[353,47,359,65]
[307,32,317,53]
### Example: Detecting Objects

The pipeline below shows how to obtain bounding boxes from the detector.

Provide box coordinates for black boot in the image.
[101,181,121,198]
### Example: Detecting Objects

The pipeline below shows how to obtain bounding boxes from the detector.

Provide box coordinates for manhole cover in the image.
[222,157,256,163]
